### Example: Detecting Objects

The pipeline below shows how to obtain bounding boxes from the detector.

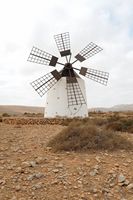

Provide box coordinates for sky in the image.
[0,0,133,108]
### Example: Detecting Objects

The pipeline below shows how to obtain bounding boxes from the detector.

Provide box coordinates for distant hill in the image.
[0,105,44,115]
[0,104,133,116]
[89,104,133,112]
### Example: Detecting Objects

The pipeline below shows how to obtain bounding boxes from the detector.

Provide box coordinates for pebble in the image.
[27,174,35,181]
[127,183,133,190]
[95,156,101,162]
[73,186,78,189]
[21,161,31,167]
[55,163,63,168]
[94,164,100,170]
[52,169,59,173]
[15,185,21,191]
[90,169,98,176]
[35,157,44,164]
[118,174,126,183]
[92,188,98,193]
[46,147,52,151]
[29,161,37,167]
[0,179,6,185]
[15,167,24,173]
[27,173,44,181]
[124,180,130,186]
[32,182,43,190]
[35,172,44,179]
[51,180,59,185]
[115,163,119,167]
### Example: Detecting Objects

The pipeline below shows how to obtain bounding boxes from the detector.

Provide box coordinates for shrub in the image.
[107,113,121,123]
[106,122,123,132]
[47,121,133,152]
[2,113,10,117]
[93,118,108,126]
[106,119,133,133]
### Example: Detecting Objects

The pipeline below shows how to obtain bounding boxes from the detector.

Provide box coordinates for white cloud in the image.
[0,0,133,108]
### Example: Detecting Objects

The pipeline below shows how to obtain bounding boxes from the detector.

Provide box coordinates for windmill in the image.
[28,32,109,118]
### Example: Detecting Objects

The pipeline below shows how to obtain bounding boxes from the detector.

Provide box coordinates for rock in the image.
[32,182,43,190]
[127,183,133,190]
[27,173,44,181]
[7,165,14,170]
[15,185,21,191]
[94,164,100,170]
[52,169,59,173]
[35,172,44,179]
[90,169,98,176]
[124,180,130,186]
[92,188,98,193]
[46,147,52,151]
[29,161,37,167]
[118,174,126,183]
[21,161,31,167]
[102,188,110,193]
[73,186,78,189]
[15,167,24,173]
[126,159,132,163]
[27,174,36,181]
[51,180,59,185]
[55,163,63,168]
[95,156,101,162]
[0,179,6,185]
[35,157,44,164]
[115,163,119,167]
[108,170,115,174]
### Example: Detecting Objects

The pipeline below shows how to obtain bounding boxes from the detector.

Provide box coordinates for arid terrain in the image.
[0,111,133,200]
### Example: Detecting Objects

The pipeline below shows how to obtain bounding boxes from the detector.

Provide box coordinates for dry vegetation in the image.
[47,121,133,152]
[0,111,133,200]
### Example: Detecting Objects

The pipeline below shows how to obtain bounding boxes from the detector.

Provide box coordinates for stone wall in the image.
[2,117,73,125]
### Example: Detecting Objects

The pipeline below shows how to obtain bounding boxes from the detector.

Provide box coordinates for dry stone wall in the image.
[2,117,72,125]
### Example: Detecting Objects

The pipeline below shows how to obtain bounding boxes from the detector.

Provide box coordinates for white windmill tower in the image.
[28,32,109,118]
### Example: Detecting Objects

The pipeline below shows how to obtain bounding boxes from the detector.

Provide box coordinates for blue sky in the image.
[0,0,133,108]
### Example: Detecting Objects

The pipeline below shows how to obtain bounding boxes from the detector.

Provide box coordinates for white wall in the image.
[45,77,88,118]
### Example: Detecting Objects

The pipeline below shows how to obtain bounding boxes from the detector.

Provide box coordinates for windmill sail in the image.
[73,42,102,64]
[66,77,86,107]
[28,47,58,67]
[79,67,109,86]
[31,70,61,97]
[54,32,71,58]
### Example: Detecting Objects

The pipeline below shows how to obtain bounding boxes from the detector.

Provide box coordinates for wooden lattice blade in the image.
[75,42,103,62]
[79,67,109,86]
[31,70,61,97]
[66,77,86,107]
[54,32,71,57]
[28,47,58,67]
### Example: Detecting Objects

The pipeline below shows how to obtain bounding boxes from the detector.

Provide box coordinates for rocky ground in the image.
[0,122,133,200]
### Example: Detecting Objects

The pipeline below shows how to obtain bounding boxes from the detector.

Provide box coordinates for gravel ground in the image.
[0,123,133,200]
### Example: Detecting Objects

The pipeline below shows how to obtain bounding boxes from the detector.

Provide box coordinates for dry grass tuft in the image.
[47,121,133,152]
[106,119,133,133]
